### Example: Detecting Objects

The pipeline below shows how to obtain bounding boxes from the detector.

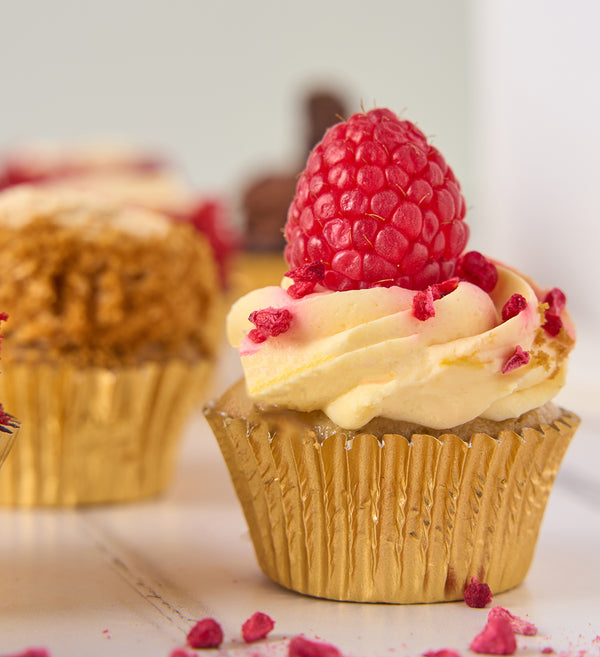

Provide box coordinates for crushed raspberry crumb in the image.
[502,346,530,374]
[464,576,493,608]
[169,649,196,657]
[470,617,517,655]
[544,288,566,315]
[456,252,498,293]
[502,294,527,322]
[488,607,537,636]
[3,651,51,657]
[413,287,436,321]
[541,287,566,336]
[433,277,459,299]
[541,648,555,654]
[186,617,224,649]
[542,313,563,337]
[0,403,11,427]
[248,307,293,343]
[423,650,464,657]
[288,635,343,657]
[286,261,325,298]
[242,611,275,643]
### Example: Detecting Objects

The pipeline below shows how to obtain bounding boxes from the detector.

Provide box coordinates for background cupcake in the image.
[0,185,222,506]
[205,108,579,603]
[0,140,238,290]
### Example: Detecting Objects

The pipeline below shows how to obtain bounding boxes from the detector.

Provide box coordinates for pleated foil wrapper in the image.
[0,416,20,470]
[205,380,580,604]
[0,359,212,506]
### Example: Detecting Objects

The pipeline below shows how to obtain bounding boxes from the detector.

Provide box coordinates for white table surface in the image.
[0,343,598,657]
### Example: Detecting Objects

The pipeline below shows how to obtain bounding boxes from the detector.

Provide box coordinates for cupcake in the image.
[0,141,237,289]
[0,185,222,506]
[204,108,578,603]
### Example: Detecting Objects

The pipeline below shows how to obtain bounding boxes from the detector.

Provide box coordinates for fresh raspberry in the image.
[456,251,498,293]
[186,617,224,649]
[284,108,469,291]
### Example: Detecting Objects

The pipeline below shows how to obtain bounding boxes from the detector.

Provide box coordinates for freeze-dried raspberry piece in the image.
[488,607,537,636]
[423,649,464,657]
[413,287,436,321]
[288,635,343,657]
[242,611,275,643]
[542,313,563,337]
[248,307,293,343]
[501,294,527,322]
[4,651,51,657]
[186,618,224,649]
[433,277,459,299]
[456,252,498,293]
[541,287,567,336]
[502,346,530,374]
[169,649,195,657]
[544,287,566,315]
[541,647,555,654]
[470,617,517,655]
[464,576,493,608]
[286,261,325,298]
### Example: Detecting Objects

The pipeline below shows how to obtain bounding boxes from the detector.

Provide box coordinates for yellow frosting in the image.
[227,265,574,430]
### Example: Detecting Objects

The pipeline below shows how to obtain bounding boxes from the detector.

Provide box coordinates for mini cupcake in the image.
[204,108,578,603]
[0,185,222,506]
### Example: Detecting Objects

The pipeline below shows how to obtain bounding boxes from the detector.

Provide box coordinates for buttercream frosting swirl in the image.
[227,264,574,430]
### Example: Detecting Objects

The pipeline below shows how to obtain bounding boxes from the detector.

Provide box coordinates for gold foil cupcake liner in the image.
[0,359,212,506]
[205,383,579,603]
[0,416,19,470]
